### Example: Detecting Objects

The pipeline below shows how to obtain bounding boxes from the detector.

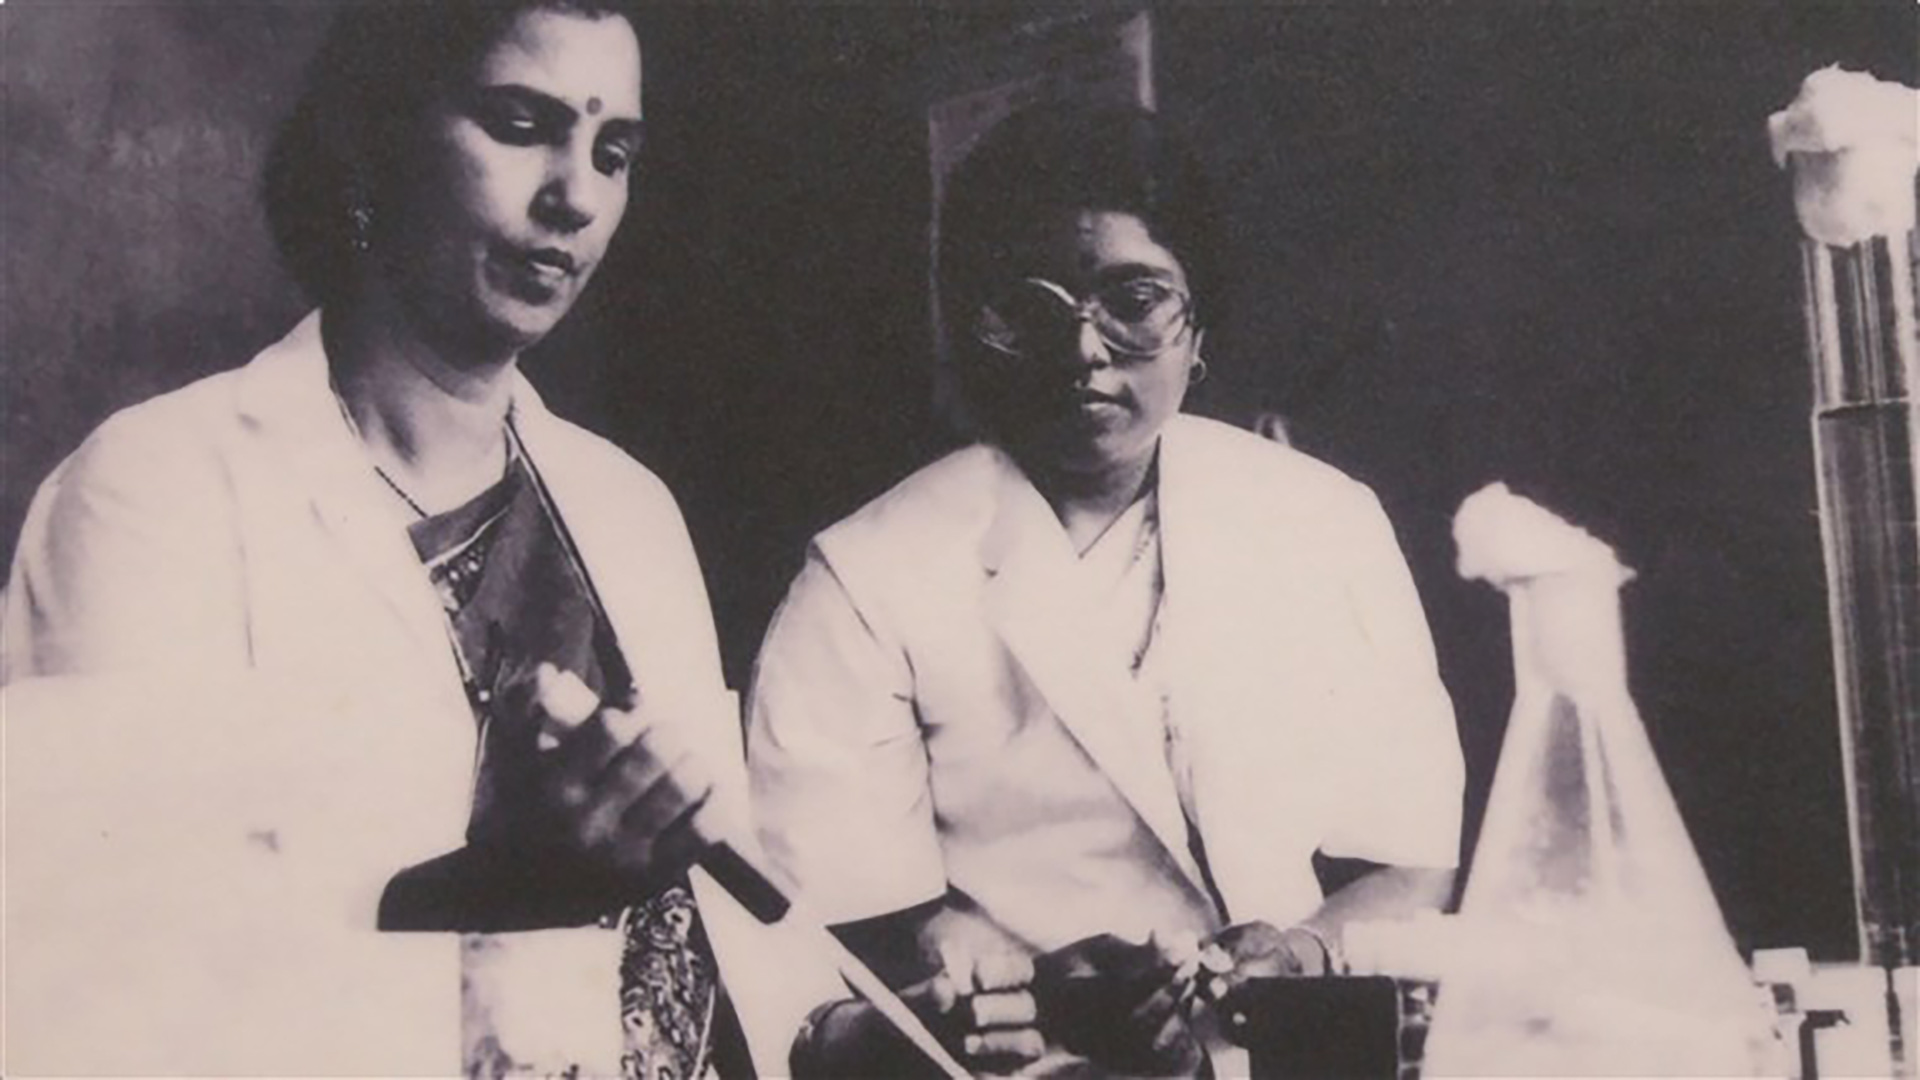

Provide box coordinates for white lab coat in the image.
[3,313,840,1078]
[749,415,1465,962]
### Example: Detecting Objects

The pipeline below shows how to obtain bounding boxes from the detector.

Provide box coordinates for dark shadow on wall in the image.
[3,4,326,559]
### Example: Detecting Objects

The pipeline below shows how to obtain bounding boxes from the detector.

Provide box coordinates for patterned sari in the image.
[382,430,749,1080]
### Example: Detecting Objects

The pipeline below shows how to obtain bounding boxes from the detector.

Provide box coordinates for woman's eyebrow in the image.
[1091,262,1181,285]
[473,82,573,116]
[475,82,641,126]
[599,117,645,147]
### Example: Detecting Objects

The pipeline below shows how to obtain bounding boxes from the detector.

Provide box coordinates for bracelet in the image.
[1281,923,1346,977]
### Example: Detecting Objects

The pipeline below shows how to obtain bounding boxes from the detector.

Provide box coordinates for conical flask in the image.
[1424,484,1772,1076]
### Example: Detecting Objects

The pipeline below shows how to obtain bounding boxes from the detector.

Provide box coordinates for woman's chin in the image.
[458,297,574,358]
[1025,428,1152,481]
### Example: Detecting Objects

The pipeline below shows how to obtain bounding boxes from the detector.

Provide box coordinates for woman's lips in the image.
[1067,387,1129,421]
[492,245,579,301]
[521,247,579,276]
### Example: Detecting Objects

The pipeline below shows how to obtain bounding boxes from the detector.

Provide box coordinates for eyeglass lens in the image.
[975,278,1189,356]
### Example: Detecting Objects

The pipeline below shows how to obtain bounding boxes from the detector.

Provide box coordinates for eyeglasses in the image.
[971,276,1194,359]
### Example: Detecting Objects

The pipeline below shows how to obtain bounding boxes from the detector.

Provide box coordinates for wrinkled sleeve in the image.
[1318,490,1465,869]
[746,548,947,923]
[3,409,248,681]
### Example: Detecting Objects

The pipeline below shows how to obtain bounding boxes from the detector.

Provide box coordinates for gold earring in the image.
[1190,358,1209,385]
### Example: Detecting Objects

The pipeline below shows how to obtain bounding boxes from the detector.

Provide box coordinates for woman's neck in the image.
[324,290,517,515]
[1027,447,1158,555]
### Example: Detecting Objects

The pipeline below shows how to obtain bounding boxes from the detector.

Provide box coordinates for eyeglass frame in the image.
[969,276,1197,360]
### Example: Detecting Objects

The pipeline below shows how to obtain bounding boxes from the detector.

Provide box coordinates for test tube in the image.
[1796,206,1920,971]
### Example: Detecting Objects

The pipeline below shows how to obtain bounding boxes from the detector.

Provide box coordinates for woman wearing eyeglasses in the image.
[748,103,1465,1076]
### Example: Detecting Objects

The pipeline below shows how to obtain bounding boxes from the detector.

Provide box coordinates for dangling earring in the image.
[346,181,375,254]
[347,203,374,254]
[1189,357,1210,385]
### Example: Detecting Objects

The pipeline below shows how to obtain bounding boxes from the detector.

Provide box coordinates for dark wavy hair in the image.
[937,101,1226,338]
[262,0,641,306]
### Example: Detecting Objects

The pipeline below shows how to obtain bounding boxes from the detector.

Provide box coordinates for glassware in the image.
[1793,150,1920,974]
[1425,487,1772,1076]
[1770,65,1918,1077]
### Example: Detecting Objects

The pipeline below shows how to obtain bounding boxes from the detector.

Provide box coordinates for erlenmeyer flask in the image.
[1425,485,1772,1076]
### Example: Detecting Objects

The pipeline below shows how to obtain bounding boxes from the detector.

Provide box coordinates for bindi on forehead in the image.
[587,96,603,116]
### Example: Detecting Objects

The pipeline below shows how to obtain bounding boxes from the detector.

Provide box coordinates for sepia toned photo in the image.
[2,2,1915,1077]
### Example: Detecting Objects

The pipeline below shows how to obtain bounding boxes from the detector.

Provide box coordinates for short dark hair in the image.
[937,102,1225,334]
[262,0,640,305]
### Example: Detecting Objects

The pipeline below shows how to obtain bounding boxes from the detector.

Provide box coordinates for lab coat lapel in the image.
[978,451,1209,895]
[231,313,450,656]
[1155,418,1340,922]
[1154,421,1248,905]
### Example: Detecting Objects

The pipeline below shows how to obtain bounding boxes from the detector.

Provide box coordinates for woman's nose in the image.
[1069,318,1113,368]
[531,148,598,234]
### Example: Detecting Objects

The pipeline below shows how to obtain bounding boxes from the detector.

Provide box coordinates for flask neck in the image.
[1507,572,1633,712]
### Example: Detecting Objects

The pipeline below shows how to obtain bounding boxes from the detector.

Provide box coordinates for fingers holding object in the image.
[966,989,1038,1030]
[961,1027,1046,1070]
[1148,1007,1193,1060]
[972,953,1036,994]
[575,728,717,856]
[959,985,1043,1075]
[532,664,601,735]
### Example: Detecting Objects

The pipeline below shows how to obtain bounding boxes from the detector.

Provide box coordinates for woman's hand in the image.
[919,953,1045,1075]
[1034,932,1205,1077]
[529,665,722,885]
[1201,921,1334,998]
[792,953,1043,1078]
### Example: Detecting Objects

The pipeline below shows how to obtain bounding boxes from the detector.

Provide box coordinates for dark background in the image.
[6,1,1914,961]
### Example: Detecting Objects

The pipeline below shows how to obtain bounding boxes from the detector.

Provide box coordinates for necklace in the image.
[329,376,433,519]
[328,373,509,522]
[370,463,430,520]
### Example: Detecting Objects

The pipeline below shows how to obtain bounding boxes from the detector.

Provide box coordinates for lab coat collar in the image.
[229,310,557,658]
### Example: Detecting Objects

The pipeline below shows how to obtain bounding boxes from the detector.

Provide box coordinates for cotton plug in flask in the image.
[1424,485,1772,1076]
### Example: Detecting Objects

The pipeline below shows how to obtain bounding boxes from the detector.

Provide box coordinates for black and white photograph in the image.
[2,2,1916,1077]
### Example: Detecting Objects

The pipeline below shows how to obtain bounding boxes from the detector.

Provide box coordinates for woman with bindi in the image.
[3,3,810,1076]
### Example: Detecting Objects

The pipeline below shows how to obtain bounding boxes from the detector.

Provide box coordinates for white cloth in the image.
[2,312,841,1078]
[748,415,1465,966]
[1074,492,1197,848]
